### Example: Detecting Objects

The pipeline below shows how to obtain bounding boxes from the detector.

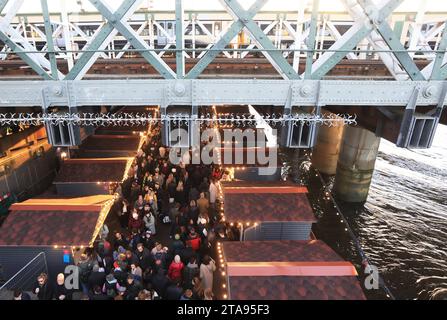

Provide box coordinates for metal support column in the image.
[175,0,185,78]
[40,0,58,79]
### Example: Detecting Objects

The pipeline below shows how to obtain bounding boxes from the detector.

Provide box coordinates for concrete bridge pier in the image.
[334,125,381,203]
[311,113,345,175]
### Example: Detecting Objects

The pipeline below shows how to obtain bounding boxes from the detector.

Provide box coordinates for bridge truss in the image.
[0,0,446,149]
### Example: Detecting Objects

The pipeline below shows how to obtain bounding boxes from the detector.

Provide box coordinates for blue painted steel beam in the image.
[40,0,58,79]
[357,0,424,81]
[0,0,51,79]
[431,22,447,80]
[0,0,8,13]
[311,0,402,80]
[222,0,299,80]
[175,0,185,78]
[439,64,447,80]
[305,0,319,79]
[186,0,268,79]
[65,0,138,80]
[0,32,52,79]
[90,0,175,79]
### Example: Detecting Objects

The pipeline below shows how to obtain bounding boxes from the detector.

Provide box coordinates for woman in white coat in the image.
[199,255,216,292]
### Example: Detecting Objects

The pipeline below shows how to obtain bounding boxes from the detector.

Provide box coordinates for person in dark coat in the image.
[186,200,199,225]
[33,273,53,300]
[113,232,129,251]
[182,256,199,290]
[128,209,144,231]
[13,289,31,300]
[165,281,183,300]
[89,285,112,300]
[135,243,154,271]
[113,264,128,287]
[180,242,197,265]
[150,269,170,298]
[125,275,143,300]
[54,273,71,300]
[169,234,185,257]
[88,265,106,291]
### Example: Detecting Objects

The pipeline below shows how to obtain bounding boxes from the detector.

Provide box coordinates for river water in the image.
[285,124,447,300]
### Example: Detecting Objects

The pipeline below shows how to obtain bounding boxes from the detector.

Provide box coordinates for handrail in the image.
[0,252,47,291]
[314,170,396,300]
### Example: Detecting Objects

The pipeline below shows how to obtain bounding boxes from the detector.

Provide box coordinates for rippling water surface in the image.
[349,124,447,300]
[285,124,447,300]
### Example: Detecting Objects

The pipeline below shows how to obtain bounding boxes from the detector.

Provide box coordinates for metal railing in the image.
[0,252,48,300]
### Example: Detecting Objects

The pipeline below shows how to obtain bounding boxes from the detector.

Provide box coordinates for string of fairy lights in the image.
[314,168,395,300]
[0,112,356,127]
[50,113,156,254]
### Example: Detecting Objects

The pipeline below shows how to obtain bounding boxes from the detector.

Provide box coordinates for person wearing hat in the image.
[103,274,118,298]
[169,234,185,257]
[54,273,71,300]
[167,255,184,283]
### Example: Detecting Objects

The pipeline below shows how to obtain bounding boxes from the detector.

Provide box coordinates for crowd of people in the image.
[23,123,235,300]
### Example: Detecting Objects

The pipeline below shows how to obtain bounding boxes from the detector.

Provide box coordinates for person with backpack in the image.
[77,253,95,295]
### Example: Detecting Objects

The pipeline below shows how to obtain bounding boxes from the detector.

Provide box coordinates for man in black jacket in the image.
[33,273,53,300]
[135,243,154,271]
[125,275,143,300]
[88,265,106,291]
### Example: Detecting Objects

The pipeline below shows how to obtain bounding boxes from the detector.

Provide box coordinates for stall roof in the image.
[217,147,278,167]
[222,181,315,223]
[222,240,366,300]
[0,195,114,247]
[223,240,342,263]
[10,195,114,212]
[79,134,141,153]
[0,208,101,246]
[54,158,131,183]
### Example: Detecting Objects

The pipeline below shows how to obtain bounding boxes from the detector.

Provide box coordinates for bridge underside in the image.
[0,57,430,80]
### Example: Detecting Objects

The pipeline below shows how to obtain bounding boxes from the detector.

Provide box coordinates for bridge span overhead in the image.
[0,0,447,304]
